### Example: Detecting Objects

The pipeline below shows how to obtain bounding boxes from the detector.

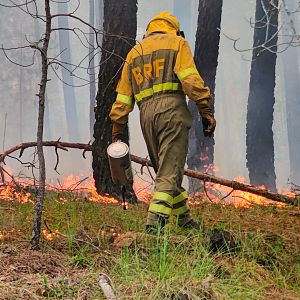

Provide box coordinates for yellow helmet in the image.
[146,12,180,35]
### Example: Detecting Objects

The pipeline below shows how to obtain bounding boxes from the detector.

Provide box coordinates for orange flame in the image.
[0,165,296,209]
[52,175,152,204]
[195,176,288,208]
[0,228,21,240]
[0,183,33,203]
[42,229,58,240]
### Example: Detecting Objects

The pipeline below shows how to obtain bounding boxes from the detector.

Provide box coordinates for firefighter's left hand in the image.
[112,122,127,142]
[202,114,216,137]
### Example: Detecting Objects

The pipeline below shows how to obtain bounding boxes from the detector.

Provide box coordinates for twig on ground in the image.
[203,181,213,202]
[288,210,300,216]
[221,188,235,200]
[43,219,111,255]
[0,206,16,211]
[0,285,40,300]
[70,177,89,191]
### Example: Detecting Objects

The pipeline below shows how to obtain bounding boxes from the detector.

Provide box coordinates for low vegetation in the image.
[0,192,300,299]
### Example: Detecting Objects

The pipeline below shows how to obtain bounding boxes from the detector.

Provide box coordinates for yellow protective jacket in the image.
[110,13,211,125]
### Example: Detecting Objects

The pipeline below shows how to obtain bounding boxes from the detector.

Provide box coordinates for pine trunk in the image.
[246,0,278,191]
[92,0,137,201]
[187,0,223,193]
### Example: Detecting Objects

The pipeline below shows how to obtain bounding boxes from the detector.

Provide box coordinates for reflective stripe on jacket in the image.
[109,31,211,125]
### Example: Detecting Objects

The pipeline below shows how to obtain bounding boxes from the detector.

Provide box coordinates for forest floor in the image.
[0,192,300,300]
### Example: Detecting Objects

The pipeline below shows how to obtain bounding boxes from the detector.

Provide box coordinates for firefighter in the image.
[109,12,216,232]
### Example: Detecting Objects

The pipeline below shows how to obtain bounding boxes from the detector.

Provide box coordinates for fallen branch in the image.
[131,156,297,205]
[289,210,300,217]
[0,141,297,205]
[0,207,16,211]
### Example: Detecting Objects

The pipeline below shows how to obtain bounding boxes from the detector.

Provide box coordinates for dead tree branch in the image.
[132,155,296,205]
[222,0,300,56]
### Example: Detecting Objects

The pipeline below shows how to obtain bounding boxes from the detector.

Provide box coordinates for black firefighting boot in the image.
[145,211,169,234]
[181,219,201,229]
[177,211,202,230]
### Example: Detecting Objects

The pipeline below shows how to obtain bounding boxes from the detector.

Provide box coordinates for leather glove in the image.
[112,122,127,142]
[201,113,216,137]
[196,100,216,137]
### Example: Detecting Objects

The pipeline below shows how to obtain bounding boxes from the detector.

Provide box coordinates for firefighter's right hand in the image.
[112,122,127,142]
[201,113,216,137]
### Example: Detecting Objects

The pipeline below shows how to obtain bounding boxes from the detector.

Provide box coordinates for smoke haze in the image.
[0,0,299,189]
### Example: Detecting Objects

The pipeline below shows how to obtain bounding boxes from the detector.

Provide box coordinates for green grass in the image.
[0,192,300,299]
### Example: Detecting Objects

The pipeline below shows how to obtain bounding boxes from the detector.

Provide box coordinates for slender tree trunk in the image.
[89,0,96,140]
[57,1,80,141]
[187,0,223,193]
[34,18,51,141]
[282,0,300,185]
[246,0,279,191]
[92,0,137,201]
[30,0,51,249]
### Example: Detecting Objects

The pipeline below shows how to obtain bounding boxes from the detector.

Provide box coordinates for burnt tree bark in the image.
[92,0,137,201]
[187,0,223,193]
[246,0,279,191]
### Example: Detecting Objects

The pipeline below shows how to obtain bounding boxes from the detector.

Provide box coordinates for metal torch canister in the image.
[107,141,132,186]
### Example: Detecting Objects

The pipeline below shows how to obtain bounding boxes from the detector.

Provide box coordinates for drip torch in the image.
[107,141,133,210]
